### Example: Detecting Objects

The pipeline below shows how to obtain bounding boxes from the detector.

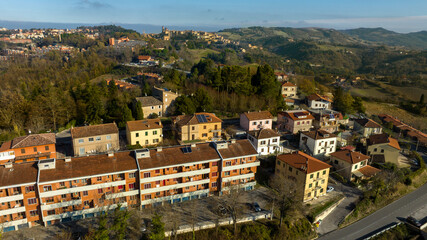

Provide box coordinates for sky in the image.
[1,0,427,33]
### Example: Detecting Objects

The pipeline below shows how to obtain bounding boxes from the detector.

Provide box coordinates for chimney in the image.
[191,144,196,148]
[157,147,162,152]
[65,157,71,162]
[4,162,12,169]
[108,152,114,157]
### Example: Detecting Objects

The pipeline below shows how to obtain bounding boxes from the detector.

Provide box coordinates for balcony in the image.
[0,151,15,161]
[0,194,23,204]
[41,199,82,211]
[0,206,26,217]
[139,168,210,184]
[39,180,126,198]
[222,173,255,183]
[141,189,210,205]
[140,179,210,195]
[0,218,27,228]
[105,190,139,200]
[222,161,260,172]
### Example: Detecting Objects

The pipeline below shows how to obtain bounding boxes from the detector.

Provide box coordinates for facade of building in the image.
[300,130,337,158]
[136,96,163,118]
[330,150,380,181]
[0,139,258,231]
[367,134,400,165]
[240,111,273,131]
[307,94,332,110]
[277,110,314,134]
[71,123,120,156]
[275,152,331,202]
[353,119,383,138]
[0,133,56,165]
[281,82,297,99]
[173,113,222,142]
[310,110,343,133]
[248,129,282,155]
[152,86,180,116]
[126,119,163,147]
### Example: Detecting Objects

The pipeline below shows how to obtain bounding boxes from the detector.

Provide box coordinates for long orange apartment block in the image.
[0,139,259,232]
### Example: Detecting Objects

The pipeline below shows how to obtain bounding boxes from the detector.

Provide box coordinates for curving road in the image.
[319,183,427,240]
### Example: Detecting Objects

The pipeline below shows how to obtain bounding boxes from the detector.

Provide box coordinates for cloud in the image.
[77,0,112,9]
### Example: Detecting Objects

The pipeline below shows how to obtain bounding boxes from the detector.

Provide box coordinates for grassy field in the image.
[351,80,427,102]
[363,101,427,130]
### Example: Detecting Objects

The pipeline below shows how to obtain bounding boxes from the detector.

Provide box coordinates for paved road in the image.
[319,183,427,240]
[317,182,362,235]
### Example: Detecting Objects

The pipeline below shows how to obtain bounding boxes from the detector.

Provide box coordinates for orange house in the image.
[0,133,56,165]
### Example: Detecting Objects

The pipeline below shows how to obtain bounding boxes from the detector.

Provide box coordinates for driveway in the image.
[317,179,362,235]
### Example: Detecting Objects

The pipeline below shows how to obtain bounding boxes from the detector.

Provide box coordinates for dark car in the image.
[406,216,421,228]
[252,202,261,212]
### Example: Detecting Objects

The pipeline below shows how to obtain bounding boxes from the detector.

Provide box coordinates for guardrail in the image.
[363,222,402,240]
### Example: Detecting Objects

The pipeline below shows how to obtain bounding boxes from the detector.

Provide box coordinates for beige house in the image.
[330,150,380,181]
[277,110,314,134]
[126,118,163,147]
[275,151,331,202]
[173,112,222,142]
[136,96,163,118]
[353,118,382,138]
[281,81,297,99]
[152,86,179,116]
[367,134,400,165]
[71,123,119,156]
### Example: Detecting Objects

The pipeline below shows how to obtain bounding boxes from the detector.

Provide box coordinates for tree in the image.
[221,184,245,235]
[132,100,144,120]
[175,95,196,115]
[149,213,165,240]
[92,212,110,240]
[269,175,302,227]
[193,87,212,112]
[419,94,425,105]
[111,206,130,240]
[333,86,354,114]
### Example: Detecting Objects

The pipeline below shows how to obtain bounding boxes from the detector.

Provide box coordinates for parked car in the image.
[406,216,421,228]
[252,202,261,212]
[327,186,334,193]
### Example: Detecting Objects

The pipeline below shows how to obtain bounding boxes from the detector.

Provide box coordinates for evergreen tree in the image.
[193,87,212,112]
[175,95,196,115]
[132,100,144,120]
[93,213,109,240]
[420,94,425,105]
[149,213,165,240]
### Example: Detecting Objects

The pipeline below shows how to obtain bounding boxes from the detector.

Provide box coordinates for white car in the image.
[327,186,334,193]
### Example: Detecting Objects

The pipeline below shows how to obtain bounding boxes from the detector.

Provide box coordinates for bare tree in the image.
[269,175,303,227]
[220,184,246,235]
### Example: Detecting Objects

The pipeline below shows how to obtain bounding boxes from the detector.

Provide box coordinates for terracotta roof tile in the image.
[278,110,314,121]
[127,119,162,132]
[71,123,118,139]
[10,133,56,149]
[301,130,337,140]
[136,96,163,107]
[0,141,12,152]
[357,165,381,178]
[281,81,296,87]
[242,111,273,121]
[0,162,38,188]
[330,150,369,164]
[354,118,382,128]
[174,113,222,127]
[367,134,400,150]
[307,93,332,102]
[277,151,331,174]
[248,129,281,139]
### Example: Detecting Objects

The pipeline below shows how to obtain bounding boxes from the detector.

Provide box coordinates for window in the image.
[79,147,85,155]
[83,191,88,196]
[62,194,67,199]
[212,162,218,166]
[30,210,38,216]
[192,126,195,131]
[354,165,358,170]
[323,170,326,175]
[46,197,54,203]
[98,188,103,194]
[145,140,149,144]
[155,169,160,174]
[129,183,135,190]
[310,174,313,179]
[211,182,217,188]
[330,141,334,144]
[380,149,384,153]
[153,139,159,143]
[21,149,25,154]
[143,172,151,178]
[212,172,218,177]
[320,188,324,193]
[289,167,292,172]
[78,139,84,143]
[374,148,377,152]
[129,173,135,178]
[297,122,300,125]
[89,138,94,142]
[44,186,52,192]
[308,192,311,197]
[45,146,49,151]
[309,183,312,188]
[334,160,338,164]
[261,141,266,145]
[96,136,101,141]
[33,147,37,152]
[224,171,230,176]
[204,126,207,129]
[277,161,281,166]
[225,161,231,166]
[266,120,269,124]
[144,183,151,189]
[97,177,102,181]
[253,122,257,125]
[26,186,35,193]
[82,179,87,184]
[202,133,207,137]
[47,210,55,216]
[106,135,111,140]
[145,195,151,200]
[84,200,90,206]
[28,198,37,205]
[153,130,157,135]
[272,138,278,143]
[151,106,154,110]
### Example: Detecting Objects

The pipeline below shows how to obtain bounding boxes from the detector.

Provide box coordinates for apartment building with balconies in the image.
[0,133,56,165]
[71,123,119,156]
[126,118,163,147]
[275,152,331,202]
[173,113,222,142]
[0,139,258,231]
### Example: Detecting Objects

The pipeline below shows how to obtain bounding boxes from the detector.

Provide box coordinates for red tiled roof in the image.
[127,119,163,132]
[278,111,314,121]
[71,123,118,139]
[276,151,331,174]
[354,119,382,128]
[9,133,56,149]
[242,111,273,121]
[248,129,281,139]
[174,113,222,126]
[307,93,332,102]
[330,150,369,164]
[357,165,381,178]
[0,162,38,188]
[138,55,152,60]
[281,81,296,87]
[367,134,400,150]
[301,130,337,140]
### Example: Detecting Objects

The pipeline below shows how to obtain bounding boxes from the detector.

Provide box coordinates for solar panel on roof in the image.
[181,146,192,154]
[201,115,208,122]
[196,115,204,123]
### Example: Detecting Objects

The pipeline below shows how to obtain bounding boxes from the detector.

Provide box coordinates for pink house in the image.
[240,111,273,131]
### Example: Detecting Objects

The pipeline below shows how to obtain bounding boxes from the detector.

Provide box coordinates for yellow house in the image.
[173,113,222,142]
[275,151,331,202]
[126,118,163,147]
